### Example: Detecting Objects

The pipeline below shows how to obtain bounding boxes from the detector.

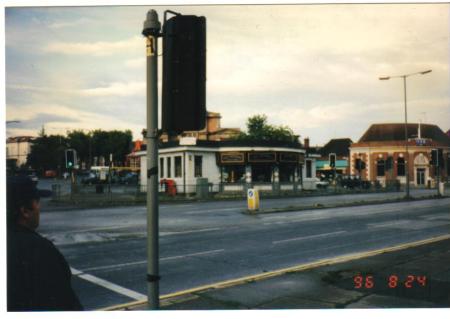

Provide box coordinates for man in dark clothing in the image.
[7,176,83,311]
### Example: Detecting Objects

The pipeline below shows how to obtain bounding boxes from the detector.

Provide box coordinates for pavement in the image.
[107,235,450,310]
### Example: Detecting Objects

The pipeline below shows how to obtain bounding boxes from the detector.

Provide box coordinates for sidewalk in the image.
[122,236,450,310]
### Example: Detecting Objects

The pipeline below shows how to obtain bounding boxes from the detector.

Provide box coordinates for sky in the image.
[4,2,450,146]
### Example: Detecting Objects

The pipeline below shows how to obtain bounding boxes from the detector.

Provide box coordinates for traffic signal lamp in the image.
[65,149,77,169]
[329,153,336,168]
[431,149,438,166]
[162,14,206,133]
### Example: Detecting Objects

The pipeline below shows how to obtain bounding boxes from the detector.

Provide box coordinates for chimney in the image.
[304,137,310,149]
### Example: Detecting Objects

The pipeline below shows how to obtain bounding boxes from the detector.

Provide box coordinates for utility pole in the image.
[142,9,161,310]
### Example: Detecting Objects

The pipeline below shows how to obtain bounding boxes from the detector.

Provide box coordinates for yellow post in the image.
[247,188,260,211]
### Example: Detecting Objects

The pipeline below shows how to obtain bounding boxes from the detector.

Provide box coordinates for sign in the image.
[220,152,245,164]
[179,137,197,145]
[279,153,298,163]
[247,188,259,211]
[248,152,276,163]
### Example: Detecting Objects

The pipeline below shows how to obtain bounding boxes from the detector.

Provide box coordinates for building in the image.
[314,138,353,177]
[137,138,318,194]
[6,136,34,168]
[160,111,241,142]
[350,123,450,187]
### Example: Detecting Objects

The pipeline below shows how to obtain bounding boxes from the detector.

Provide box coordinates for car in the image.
[79,172,99,185]
[314,177,329,189]
[121,172,138,185]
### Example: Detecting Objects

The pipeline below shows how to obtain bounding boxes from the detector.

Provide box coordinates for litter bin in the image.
[196,178,209,199]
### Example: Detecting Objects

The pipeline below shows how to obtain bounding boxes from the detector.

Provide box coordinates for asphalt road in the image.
[38,196,450,310]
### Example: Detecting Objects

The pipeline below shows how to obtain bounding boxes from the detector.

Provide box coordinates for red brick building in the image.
[350,123,450,187]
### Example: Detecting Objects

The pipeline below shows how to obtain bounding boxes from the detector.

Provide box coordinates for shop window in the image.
[252,164,272,182]
[306,160,312,178]
[195,156,202,177]
[397,158,405,176]
[377,159,385,177]
[167,157,172,178]
[175,156,182,177]
[160,157,164,178]
[222,165,245,183]
[279,163,296,182]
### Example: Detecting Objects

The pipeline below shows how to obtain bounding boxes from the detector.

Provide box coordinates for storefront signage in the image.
[220,152,245,164]
[248,152,276,163]
[279,153,298,163]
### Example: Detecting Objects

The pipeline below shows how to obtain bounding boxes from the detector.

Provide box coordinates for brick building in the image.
[350,123,450,187]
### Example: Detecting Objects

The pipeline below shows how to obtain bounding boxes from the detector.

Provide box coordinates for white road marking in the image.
[160,249,225,261]
[160,227,221,236]
[71,267,146,301]
[79,249,226,272]
[272,231,347,245]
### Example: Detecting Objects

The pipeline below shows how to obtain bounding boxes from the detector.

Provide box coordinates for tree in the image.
[235,114,300,145]
[27,134,68,175]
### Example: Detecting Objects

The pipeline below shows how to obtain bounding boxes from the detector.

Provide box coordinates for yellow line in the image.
[99,234,450,311]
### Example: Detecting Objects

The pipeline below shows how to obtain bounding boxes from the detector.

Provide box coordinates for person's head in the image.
[7,176,41,230]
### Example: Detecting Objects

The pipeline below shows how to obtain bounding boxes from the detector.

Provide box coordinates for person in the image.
[7,176,83,311]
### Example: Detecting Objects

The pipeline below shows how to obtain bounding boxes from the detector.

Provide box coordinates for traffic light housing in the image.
[65,149,77,169]
[162,14,206,133]
[431,149,438,166]
[329,153,336,168]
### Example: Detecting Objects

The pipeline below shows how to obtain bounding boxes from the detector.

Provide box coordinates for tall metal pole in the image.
[403,76,410,199]
[142,10,161,310]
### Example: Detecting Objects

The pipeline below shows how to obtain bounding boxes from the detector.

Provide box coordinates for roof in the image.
[320,138,353,157]
[357,123,450,146]
[159,139,303,149]
[6,136,35,143]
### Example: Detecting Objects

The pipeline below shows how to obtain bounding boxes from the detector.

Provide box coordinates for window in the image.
[377,159,385,177]
[306,160,312,178]
[252,164,272,182]
[194,156,202,177]
[160,158,164,178]
[279,163,296,182]
[397,158,405,176]
[167,157,172,178]
[175,156,182,177]
[222,165,245,183]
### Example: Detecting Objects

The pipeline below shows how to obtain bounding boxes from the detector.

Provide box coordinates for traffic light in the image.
[329,153,336,168]
[437,149,443,168]
[65,149,77,169]
[162,14,206,133]
[431,149,438,166]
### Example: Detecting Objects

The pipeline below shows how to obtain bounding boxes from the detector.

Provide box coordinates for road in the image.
[38,195,450,310]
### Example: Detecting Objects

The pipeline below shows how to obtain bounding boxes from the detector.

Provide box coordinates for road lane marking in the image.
[79,249,226,272]
[99,233,450,311]
[71,267,146,301]
[272,230,347,245]
[160,249,225,261]
[160,227,221,236]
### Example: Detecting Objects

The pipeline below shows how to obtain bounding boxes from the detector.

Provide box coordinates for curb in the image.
[244,195,447,215]
[99,234,450,311]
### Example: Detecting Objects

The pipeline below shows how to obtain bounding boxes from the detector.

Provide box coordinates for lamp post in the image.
[379,69,432,199]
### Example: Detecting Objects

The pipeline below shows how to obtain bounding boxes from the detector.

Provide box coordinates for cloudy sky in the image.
[4,2,450,146]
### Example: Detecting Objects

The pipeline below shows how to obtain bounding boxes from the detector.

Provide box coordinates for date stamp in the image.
[353,274,427,289]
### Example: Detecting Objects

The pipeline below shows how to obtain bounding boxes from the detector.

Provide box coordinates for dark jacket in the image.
[7,224,83,311]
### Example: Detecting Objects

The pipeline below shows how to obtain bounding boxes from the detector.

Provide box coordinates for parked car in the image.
[16,169,39,185]
[44,170,57,178]
[79,172,99,185]
[121,172,138,185]
[314,177,329,189]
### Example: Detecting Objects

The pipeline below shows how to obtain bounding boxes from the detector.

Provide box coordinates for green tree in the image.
[235,114,300,145]
[27,133,68,175]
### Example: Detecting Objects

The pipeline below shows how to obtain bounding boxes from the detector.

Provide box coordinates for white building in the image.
[6,136,34,168]
[137,138,318,194]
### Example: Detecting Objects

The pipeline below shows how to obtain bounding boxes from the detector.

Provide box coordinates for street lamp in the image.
[379,69,432,199]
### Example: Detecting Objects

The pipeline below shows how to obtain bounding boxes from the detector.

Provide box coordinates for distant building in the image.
[315,138,353,177]
[159,111,241,142]
[350,123,450,187]
[6,136,35,168]
[126,140,145,170]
